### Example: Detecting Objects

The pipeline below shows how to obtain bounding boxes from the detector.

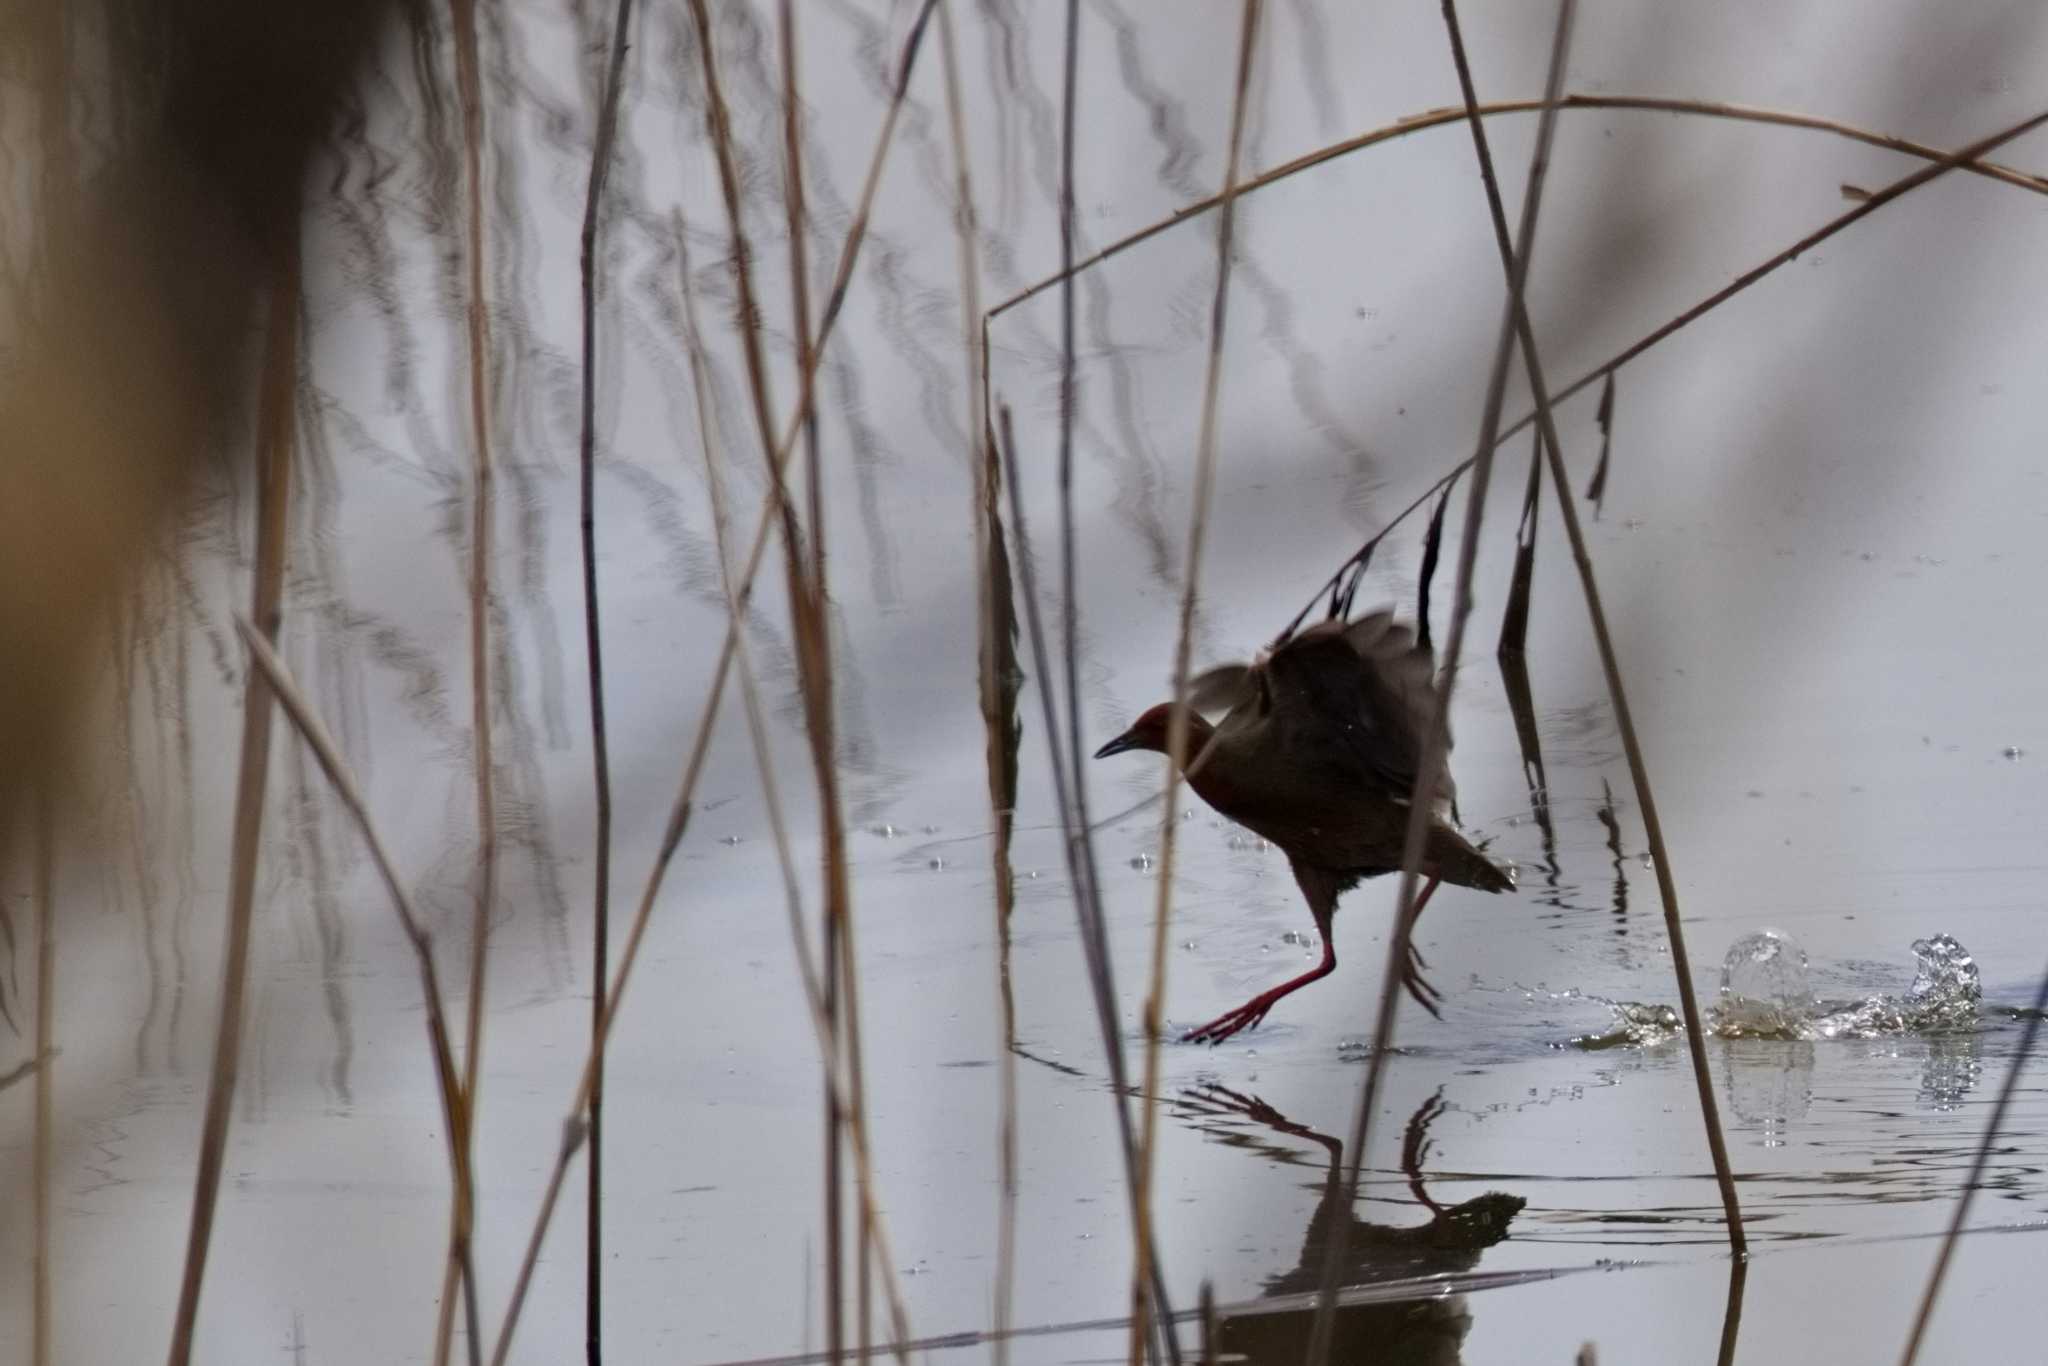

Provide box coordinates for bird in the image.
[1094,608,1512,1044]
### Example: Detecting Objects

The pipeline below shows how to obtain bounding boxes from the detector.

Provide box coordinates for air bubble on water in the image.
[923,824,941,834]
[719,835,744,846]
[1026,870,1041,879]
[2004,746,2025,760]
[870,824,901,838]
[928,856,946,871]
[1182,808,1196,821]
[1130,853,1153,871]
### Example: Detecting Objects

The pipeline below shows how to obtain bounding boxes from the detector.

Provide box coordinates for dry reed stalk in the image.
[231,617,475,1354]
[931,4,1024,1357]
[487,9,942,1354]
[1898,974,2048,1362]
[690,2,883,1350]
[1283,103,2048,648]
[441,0,496,1360]
[164,248,299,1366]
[679,216,827,1033]
[1131,4,1261,1363]
[770,6,845,1356]
[996,408,1177,1366]
[987,95,2048,324]
[577,3,637,1361]
[1306,5,1577,1362]
[32,782,55,1366]
[1053,1,1180,1360]
[1433,0,1748,1255]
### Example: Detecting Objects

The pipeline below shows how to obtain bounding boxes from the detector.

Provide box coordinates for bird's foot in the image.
[1401,940,1444,1020]
[1180,991,1284,1046]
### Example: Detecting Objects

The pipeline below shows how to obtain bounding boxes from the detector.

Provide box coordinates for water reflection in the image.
[1176,1086,1523,1364]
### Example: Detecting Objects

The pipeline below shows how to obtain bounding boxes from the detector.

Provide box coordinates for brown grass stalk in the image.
[1306,4,1577,1362]
[1283,103,2048,644]
[1435,0,1748,1254]
[987,94,2048,324]
[771,5,845,1356]
[485,9,941,1356]
[689,2,883,1352]
[576,2,636,1361]
[931,3,1024,1357]
[164,248,299,1366]
[443,0,495,1360]
[1051,2,1178,1360]
[231,616,475,1359]
[1132,4,1261,1364]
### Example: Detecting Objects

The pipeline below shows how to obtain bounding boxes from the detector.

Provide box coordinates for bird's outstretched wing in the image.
[1261,609,1450,804]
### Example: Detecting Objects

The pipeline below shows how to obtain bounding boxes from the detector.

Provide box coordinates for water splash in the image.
[1565,930,1980,1048]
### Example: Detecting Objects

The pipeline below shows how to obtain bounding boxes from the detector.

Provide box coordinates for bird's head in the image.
[1094,702,1212,760]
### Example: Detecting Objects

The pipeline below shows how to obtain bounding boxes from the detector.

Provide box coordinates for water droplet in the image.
[1638,853,1654,869]
[1181,808,1195,821]
[870,823,900,838]
[1026,870,1041,879]
[1745,789,1764,799]
[928,856,946,871]
[1129,853,1153,871]
[922,824,941,834]
[2004,746,2025,760]
[719,835,744,846]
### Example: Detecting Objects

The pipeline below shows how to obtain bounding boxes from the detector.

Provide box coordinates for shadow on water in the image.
[1175,1085,1523,1365]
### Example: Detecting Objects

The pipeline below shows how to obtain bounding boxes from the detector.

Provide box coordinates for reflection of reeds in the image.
[576,2,637,1359]
[1133,4,1261,1363]
[1309,6,1577,1360]
[166,251,301,1366]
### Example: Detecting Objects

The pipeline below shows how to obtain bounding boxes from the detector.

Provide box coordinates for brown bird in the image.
[1095,609,1512,1044]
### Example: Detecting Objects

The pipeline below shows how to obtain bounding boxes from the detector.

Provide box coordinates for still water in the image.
[5,2,2048,1363]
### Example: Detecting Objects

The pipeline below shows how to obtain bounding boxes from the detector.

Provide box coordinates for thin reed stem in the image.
[232,616,476,1360]
[1435,0,1746,1254]
[1898,984,2048,1361]
[577,3,636,1361]
[998,410,1177,1366]
[987,95,2048,324]
[771,6,844,1355]
[485,10,942,1352]
[1307,6,1577,1363]
[932,3,1023,1357]
[444,0,495,1359]
[1282,105,2048,642]
[1054,2,1179,1361]
[1132,4,1261,1363]
[165,249,298,1366]
[692,2,882,1351]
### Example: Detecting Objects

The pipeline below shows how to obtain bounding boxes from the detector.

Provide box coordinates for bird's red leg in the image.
[1182,929,1337,1046]
[1399,876,1444,1017]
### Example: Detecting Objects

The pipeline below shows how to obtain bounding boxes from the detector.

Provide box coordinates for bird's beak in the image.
[1094,730,1138,759]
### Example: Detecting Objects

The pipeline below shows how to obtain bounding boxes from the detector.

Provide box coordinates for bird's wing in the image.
[1186,661,1257,716]
[1263,610,1451,805]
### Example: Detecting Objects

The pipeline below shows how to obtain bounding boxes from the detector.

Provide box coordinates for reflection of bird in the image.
[1174,1084,1524,1366]
[1096,610,1512,1043]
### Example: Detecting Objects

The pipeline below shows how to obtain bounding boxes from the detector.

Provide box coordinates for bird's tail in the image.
[1428,827,1516,894]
